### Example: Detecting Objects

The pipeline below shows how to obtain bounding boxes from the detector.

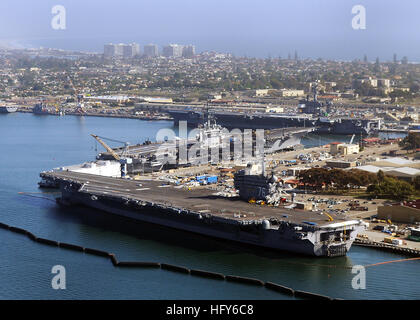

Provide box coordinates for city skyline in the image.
[4,40,414,64]
[0,0,419,61]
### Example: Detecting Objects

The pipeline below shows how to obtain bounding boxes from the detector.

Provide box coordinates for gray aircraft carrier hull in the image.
[57,180,363,257]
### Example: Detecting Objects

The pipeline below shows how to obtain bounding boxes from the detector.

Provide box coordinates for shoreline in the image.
[15,108,173,121]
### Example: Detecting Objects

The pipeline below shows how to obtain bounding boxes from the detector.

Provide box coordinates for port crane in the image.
[91,134,132,177]
[66,73,86,114]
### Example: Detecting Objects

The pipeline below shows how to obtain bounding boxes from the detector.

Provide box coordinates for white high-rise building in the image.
[144,44,159,57]
[113,44,124,57]
[104,44,116,57]
[182,45,196,58]
[163,44,183,58]
[122,43,140,58]
[104,43,140,58]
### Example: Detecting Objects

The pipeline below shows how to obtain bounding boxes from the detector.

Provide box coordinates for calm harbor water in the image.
[0,113,418,300]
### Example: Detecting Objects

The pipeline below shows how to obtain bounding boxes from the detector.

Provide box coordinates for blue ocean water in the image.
[0,113,418,299]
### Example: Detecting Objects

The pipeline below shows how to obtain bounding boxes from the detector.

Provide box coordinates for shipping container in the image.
[206,176,218,184]
[384,237,395,244]
[391,239,402,246]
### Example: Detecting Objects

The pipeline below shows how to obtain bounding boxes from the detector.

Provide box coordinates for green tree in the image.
[367,176,414,200]
[414,176,420,190]
[298,168,332,190]
[377,170,385,183]
[347,169,378,187]
[399,132,420,151]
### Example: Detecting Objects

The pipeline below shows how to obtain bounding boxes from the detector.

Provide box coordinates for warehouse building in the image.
[326,160,357,169]
[330,142,360,155]
[378,200,420,224]
[355,162,420,182]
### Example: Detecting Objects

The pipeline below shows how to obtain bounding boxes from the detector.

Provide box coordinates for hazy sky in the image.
[0,0,419,61]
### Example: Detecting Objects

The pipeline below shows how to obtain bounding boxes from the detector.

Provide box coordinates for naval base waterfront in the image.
[0,113,419,299]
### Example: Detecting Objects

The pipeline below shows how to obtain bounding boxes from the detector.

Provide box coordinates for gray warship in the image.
[97,116,312,173]
[41,169,366,257]
[168,86,381,135]
[0,104,17,113]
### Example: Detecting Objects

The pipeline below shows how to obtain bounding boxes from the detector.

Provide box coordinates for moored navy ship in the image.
[95,112,312,174]
[0,103,17,113]
[315,117,381,135]
[168,109,380,135]
[33,102,57,115]
[40,169,366,257]
[168,85,381,135]
[169,109,315,130]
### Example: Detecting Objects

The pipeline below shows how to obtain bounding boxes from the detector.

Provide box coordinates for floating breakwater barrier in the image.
[35,238,59,247]
[161,263,190,274]
[109,253,119,266]
[8,226,28,235]
[294,290,332,301]
[226,275,264,286]
[58,242,85,252]
[2,221,341,300]
[117,261,161,268]
[190,269,225,280]
[26,232,37,241]
[264,282,294,296]
[84,247,112,258]
[0,222,10,229]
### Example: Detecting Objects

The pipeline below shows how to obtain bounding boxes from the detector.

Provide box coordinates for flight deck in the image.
[41,170,348,227]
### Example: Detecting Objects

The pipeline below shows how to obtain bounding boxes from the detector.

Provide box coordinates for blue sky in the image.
[0,0,418,60]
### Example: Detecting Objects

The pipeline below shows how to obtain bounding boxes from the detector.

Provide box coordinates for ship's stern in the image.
[313,220,367,257]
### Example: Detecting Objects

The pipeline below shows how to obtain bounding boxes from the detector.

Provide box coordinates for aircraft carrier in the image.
[169,109,315,130]
[40,170,366,257]
[168,87,381,135]
[316,118,381,135]
[168,109,381,135]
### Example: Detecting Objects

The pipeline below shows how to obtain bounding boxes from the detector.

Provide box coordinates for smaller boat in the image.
[0,103,18,113]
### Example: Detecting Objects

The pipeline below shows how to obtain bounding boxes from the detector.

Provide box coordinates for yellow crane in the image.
[325,212,334,222]
[91,134,121,161]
